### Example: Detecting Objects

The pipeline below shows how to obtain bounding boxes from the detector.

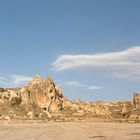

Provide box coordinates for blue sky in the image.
[0,0,140,101]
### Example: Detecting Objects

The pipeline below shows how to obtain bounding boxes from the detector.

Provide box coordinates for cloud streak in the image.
[63,81,86,88]
[63,81,103,91]
[11,75,33,85]
[0,75,33,87]
[52,46,140,79]
[88,86,104,90]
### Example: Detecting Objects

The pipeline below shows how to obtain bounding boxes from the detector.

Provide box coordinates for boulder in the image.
[27,111,34,119]
[129,114,139,120]
[0,89,19,101]
[121,104,130,115]
[4,116,11,120]
[73,110,85,117]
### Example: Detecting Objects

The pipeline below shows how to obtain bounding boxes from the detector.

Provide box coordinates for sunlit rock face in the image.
[20,75,67,112]
[133,93,140,110]
[0,88,20,103]
[0,76,139,121]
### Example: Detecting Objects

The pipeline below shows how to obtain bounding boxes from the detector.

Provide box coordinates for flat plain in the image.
[0,122,140,140]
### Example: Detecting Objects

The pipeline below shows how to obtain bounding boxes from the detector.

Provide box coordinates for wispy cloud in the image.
[88,86,104,90]
[11,75,33,85]
[63,80,103,90]
[0,75,33,87]
[63,81,86,88]
[52,46,140,80]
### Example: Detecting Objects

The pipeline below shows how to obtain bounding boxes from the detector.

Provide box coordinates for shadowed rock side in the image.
[0,75,140,122]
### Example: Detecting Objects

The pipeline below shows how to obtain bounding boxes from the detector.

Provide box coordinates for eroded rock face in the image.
[55,84,63,96]
[0,88,20,102]
[72,101,112,116]
[20,75,66,113]
[121,104,130,115]
[0,75,139,121]
[133,93,140,110]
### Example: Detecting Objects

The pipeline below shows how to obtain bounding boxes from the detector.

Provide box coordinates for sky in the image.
[0,0,140,101]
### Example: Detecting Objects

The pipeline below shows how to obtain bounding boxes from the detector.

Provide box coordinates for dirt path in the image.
[0,122,140,140]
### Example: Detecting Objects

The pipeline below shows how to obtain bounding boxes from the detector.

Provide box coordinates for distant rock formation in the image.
[0,75,140,122]
[133,93,140,110]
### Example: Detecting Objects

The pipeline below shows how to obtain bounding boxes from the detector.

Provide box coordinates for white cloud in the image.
[63,81,103,90]
[63,81,86,88]
[88,86,104,90]
[0,75,33,87]
[11,75,33,85]
[52,46,140,79]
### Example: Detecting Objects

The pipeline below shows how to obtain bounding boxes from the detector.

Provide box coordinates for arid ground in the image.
[0,122,140,140]
[0,77,140,140]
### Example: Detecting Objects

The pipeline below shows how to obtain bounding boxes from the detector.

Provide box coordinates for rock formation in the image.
[133,93,140,110]
[0,88,20,103]
[0,75,140,122]
[20,75,67,113]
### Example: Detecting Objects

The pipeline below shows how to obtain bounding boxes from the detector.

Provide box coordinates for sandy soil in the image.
[0,121,140,140]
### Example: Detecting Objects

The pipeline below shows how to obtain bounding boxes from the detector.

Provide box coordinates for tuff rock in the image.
[20,75,67,113]
[0,75,140,122]
[133,93,140,110]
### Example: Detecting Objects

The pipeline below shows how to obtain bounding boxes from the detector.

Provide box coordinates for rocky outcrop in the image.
[20,75,67,113]
[133,93,140,110]
[121,104,130,115]
[0,75,140,122]
[0,88,21,103]
[70,101,112,117]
